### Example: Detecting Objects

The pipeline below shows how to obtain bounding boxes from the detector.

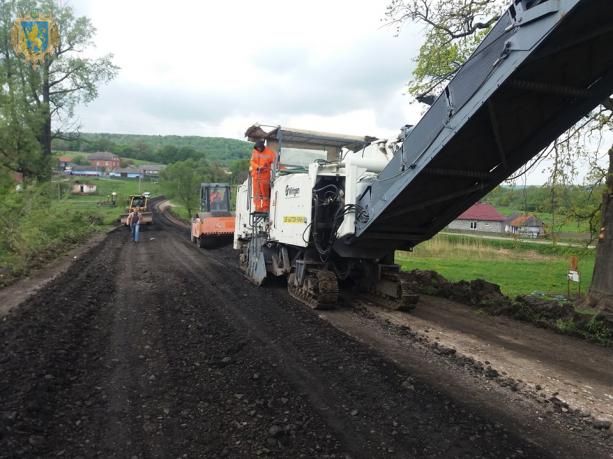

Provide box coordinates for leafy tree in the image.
[119,158,134,168]
[386,0,613,316]
[160,159,228,218]
[0,1,47,179]
[72,155,87,165]
[161,160,201,218]
[0,0,118,179]
[158,144,180,163]
[385,0,503,100]
[229,158,249,184]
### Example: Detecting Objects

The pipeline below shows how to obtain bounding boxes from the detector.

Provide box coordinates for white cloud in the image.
[71,0,422,139]
[68,0,601,184]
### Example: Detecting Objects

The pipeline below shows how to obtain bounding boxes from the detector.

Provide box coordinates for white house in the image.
[505,215,545,238]
[71,182,97,195]
[447,203,506,233]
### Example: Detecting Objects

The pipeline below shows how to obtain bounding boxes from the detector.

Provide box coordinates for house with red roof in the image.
[447,202,506,233]
[88,152,120,171]
[57,155,73,170]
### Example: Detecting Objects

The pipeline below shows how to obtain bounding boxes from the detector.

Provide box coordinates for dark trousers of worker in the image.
[252,174,270,213]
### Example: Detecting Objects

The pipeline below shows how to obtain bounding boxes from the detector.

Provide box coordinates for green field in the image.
[397,235,594,298]
[53,176,160,224]
[59,176,160,201]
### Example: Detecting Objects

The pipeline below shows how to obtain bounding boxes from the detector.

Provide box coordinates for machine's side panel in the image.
[269,174,313,247]
[233,181,249,249]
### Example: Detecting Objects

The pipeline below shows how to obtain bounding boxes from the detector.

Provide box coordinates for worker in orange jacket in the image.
[250,139,276,213]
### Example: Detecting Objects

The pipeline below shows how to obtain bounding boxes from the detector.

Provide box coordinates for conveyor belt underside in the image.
[355,0,613,251]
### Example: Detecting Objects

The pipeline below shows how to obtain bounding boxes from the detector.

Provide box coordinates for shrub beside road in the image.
[0,177,158,287]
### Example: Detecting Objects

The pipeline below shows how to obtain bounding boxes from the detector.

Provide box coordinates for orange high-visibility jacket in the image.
[250,147,276,177]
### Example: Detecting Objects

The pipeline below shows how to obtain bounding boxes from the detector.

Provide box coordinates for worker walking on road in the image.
[250,139,276,213]
[127,209,142,242]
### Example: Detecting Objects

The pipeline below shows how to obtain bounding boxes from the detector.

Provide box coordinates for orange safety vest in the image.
[250,147,276,177]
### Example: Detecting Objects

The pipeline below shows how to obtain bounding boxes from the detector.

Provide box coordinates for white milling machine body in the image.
[234,125,417,309]
[235,0,613,309]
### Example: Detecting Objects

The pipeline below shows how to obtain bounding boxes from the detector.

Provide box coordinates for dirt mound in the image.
[514,295,575,320]
[402,270,512,310]
[401,270,612,345]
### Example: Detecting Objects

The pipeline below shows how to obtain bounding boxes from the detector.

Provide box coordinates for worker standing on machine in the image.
[250,139,276,213]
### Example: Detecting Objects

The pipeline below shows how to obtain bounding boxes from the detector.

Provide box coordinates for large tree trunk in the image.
[41,62,52,157]
[587,147,613,320]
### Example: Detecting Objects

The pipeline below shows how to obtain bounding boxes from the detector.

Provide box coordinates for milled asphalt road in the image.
[0,204,610,458]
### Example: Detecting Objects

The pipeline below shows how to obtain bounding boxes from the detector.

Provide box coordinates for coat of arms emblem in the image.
[10,14,59,68]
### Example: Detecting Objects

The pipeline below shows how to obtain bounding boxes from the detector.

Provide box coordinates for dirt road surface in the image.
[1,201,611,458]
[360,295,613,424]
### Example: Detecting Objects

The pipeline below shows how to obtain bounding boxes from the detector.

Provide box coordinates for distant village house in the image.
[11,172,23,191]
[505,214,545,238]
[68,165,103,177]
[71,181,97,195]
[139,164,165,178]
[58,155,72,170]
[88,152,120,170]
[447,203,506,233]
[109,167,142,179]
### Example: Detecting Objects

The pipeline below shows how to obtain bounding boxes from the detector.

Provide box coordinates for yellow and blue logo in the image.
[11,15,59,68]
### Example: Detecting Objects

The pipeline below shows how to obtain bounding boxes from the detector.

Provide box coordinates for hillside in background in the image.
[52,133,252,165]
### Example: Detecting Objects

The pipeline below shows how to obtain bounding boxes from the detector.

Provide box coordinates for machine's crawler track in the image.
[288,270,339,310]
[344,284,418,313]
[369,272,418,311]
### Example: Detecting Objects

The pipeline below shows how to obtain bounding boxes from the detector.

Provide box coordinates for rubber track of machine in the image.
[314,270,339,308]
[370,272,419,312]
[288,270,338,310]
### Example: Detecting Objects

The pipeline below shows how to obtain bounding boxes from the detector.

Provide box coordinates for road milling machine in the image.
[120,194,153,225]
[191,183,235,248]
[234,0,613,310]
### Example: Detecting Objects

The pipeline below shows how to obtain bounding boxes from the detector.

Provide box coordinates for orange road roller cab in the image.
[191,183,235,248]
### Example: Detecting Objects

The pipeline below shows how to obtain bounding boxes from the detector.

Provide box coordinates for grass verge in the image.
[0,178,159,287]
[397,234,594,298]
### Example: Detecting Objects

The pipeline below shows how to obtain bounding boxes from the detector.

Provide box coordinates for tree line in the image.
[486,185,604,215]
[52,133,252,165]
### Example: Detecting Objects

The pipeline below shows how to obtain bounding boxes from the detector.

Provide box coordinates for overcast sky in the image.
[65,0,605,185]
[69,0,424,140]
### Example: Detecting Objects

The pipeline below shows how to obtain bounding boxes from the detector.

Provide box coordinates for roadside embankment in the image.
[401,269,612,346]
